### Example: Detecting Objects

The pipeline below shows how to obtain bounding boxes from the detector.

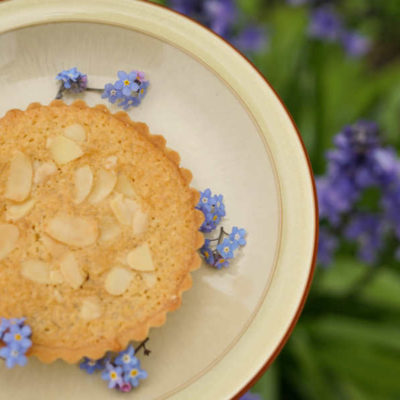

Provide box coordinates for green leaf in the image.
[252,364,279,400]
[307,315,400,352]
[316,256,367,295]
[286,328,338,400]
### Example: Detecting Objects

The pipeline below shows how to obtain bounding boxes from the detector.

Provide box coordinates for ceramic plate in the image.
[0,0,317,399]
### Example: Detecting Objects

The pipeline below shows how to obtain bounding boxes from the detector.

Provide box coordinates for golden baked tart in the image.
[0,100,204,363]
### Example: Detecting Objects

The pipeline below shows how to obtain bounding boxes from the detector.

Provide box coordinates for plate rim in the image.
[0,1,318,399]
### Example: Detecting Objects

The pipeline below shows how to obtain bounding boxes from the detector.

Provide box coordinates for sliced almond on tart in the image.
[21,259,51,284]
[46,215,98,247]
[0,224,19,261]
[87,169,117,204]
[5,151,33,202]
[5,199,35,221]
[49,136,84,165]
[104,267,132,296]
[74,165,93,204]
[126,243,155,272]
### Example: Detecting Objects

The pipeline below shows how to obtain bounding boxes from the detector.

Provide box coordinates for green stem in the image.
[344,264,380,300]
[312,42,325,174]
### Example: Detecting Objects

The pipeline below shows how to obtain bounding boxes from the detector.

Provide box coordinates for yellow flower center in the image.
[224,246,229,253]
[123,355,130,363]
[110,372,117,380]
[140,89,144,95]
[14,334,21,341]
[204,251,209,258]
[124,80,130,86]
[213,215,218,221]
[130,369,138,377]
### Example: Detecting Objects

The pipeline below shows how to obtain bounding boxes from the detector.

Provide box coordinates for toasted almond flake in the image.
[87,169,117,204]
[64,124,86,142]
[0,224,19,261]
[53,289,63,303]
[41,235,67,258]
[104,156,118,170]
[104,267,133,296]
[115,173,136,198]
[126,243,155,272]
[59,251,86,289]
[99,216,121,242]
[80,297,102,320]
[132,209,148,235]
[5,151,33,202]
[5,199,35,221]
[46,214,98,247]
[74,165,93,204]
[48,135,84,165]
[34,161,57,185]
[110,194,138,226]
[21,259,51,284]
[50,270,64,284]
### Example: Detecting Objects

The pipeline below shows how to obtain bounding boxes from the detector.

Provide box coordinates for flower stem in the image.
[217,227,225,245]
[344,264,380,300]
[55,83,65,100]
[135,338,151,356]
[86,87,104,94]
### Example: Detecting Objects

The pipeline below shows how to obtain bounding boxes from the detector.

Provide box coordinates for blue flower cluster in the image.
[287,1,371,58]
[197,188,246,269]
[102,70,149,110]
[56,67,88,95]
[196,188,226,233]
[317,121,400,266]
[80,344,147,393]
[0,317,32,368]
[169,0,268,55]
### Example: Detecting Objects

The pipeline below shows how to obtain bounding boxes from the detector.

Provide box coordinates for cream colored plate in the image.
[0,0,317,399]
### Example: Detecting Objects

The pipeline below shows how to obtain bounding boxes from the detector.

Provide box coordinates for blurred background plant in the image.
[152,0,400,399]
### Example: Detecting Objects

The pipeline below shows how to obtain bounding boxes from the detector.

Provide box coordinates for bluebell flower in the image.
[229,227,247,248]
[101,363,123,389]
[79,357,106,374]
[239,391,262,400]
[341,31,371,58]
[203,0,236,37]
[345,213,386,265]
[101,83,123,104]
[56,67,87,92]
[200,239,215,265]
[123,363,148,388]
[115,345,139,371]
[232,25,268,53]
[3,324,32,351]
[169,0,267,55]
[0,345,28,368]
[217,238,235,259]
[317,228,338,267]
[308,6,343,42]
[116,71,140,96]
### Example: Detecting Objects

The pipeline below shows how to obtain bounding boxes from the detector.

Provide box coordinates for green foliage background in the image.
[154,1,400,398]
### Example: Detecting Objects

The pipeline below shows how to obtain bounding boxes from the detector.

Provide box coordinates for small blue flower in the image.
[197,189,214,212]
[214,256,230,269]
[200,210,221,233]
[116,71,140,96]
[200,239,215,265]
[341,31,371,58]
[123,363,148,388]
[308,6,343,42]
[79,357,106,374]
[115,345,139,371]
[229,227,247,248]
[217,238,235,259]
[3,324,32,351]
[56,67,87,91]
[118,96,140,110]
[101,83,123,104]
[137,80,149,100]
[212,194,226,217]
[101,363,123,389]
[0,345,27,368]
